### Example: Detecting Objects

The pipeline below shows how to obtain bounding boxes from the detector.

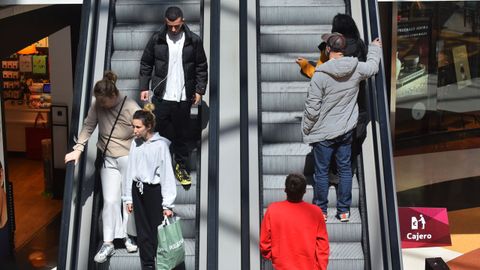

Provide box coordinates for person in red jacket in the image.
[260,173,329,270]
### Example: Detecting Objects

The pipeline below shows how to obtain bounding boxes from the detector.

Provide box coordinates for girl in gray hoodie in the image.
[123,104,177,269]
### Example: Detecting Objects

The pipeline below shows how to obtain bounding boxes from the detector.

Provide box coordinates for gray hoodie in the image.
[302,44,381,144]
[122,132,176,209]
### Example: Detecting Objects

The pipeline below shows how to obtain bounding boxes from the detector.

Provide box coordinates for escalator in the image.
[58,0,402,269]
[58,0,203,269]
[259,0,364,269]
[103,1,202,269]
[259,0,403,269]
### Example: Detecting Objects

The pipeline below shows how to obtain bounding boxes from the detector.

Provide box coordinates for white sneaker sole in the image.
[94,250,115,263]
[125,246,138,253]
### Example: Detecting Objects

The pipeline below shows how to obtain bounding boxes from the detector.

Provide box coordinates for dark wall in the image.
[0,5,82,71]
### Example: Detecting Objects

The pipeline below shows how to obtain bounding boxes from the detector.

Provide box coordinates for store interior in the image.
[1,37,63,250]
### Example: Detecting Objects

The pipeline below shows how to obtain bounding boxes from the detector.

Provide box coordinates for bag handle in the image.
[100,96,127,168]
[161,214,177,227]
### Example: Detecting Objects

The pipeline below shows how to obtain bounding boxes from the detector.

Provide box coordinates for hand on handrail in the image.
[64,149,82,165]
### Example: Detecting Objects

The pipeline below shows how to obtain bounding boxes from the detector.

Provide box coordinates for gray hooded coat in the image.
[302,44,382,144]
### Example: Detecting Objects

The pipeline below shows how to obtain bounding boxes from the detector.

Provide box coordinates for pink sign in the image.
[398,207,451,248]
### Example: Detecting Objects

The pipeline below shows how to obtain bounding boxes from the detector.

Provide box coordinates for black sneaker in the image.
[336,212,350,222]
[175,163,192,190]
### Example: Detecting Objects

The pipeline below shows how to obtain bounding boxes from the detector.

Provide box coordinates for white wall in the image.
[49,26,73,169]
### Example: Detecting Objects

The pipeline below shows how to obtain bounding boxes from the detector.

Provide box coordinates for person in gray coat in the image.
[302,33,382,222]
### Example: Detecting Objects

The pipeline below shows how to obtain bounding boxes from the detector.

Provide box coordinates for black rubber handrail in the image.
[363,0,403,269]
[57,0,102,269]
[87,0,116,268]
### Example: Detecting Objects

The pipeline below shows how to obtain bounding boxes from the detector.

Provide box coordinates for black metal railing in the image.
[363,0,403,269]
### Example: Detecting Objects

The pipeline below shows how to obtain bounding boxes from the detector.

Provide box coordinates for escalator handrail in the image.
[87,0,116,268]
[57,0,101,269]
[362,0,403,269]
[57,162,76,270]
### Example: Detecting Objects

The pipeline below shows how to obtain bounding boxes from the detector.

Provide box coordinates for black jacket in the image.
[139,24,208,99]
[344,37,367,61]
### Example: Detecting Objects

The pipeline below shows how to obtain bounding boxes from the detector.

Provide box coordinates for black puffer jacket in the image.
[139,24,208,99]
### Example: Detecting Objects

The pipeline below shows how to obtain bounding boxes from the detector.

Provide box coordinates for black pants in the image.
[132,182,163,270]
[152,97,191,165]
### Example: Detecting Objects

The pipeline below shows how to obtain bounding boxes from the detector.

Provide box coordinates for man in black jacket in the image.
[139,6,208,189]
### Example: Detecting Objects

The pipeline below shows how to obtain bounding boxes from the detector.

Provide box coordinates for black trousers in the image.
[132,182,163,270]
[152,97,191,165]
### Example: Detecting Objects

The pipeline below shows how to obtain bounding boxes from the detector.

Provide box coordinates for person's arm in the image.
[65,102,98,164]
[302,76,324,135]
[139,34,156,100]
[315,219,330,270]
[194,38,208,96]
[358,38,382,80]
[259,209,272,260]
[122,141,136,213]
[158,143,177,212]
[296,58,316,79]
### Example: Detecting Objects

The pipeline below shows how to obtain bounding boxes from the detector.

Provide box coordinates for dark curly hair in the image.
[285,173,306,202]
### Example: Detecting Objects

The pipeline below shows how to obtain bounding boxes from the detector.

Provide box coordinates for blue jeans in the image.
[312,130,353,214]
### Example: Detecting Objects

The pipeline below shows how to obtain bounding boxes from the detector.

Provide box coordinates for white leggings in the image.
[100,156,136,242]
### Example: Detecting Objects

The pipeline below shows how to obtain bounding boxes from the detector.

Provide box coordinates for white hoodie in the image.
[122,132,176,209]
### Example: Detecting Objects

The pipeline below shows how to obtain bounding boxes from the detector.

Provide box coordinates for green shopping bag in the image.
[156,215,185,270]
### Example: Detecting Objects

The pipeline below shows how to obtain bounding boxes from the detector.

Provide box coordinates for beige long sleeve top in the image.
[73,94,140,157]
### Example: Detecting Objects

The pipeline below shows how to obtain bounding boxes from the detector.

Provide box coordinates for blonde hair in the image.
[93,70,119,98]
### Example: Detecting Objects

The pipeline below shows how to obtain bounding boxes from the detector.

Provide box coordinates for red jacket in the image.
[260,200,329,270]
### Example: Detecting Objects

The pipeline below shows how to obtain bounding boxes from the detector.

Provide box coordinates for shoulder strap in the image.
[101,96,127,167]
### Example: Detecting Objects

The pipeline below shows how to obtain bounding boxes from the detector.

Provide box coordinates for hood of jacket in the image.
[316,56,359,79]
[149,132,171,146]
[135,132,171,147]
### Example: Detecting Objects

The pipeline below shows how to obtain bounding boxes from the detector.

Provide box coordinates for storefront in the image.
[0,4,80,267]
[380,1,480,269]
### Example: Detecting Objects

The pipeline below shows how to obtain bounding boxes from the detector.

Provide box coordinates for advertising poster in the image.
[399,207,451,249]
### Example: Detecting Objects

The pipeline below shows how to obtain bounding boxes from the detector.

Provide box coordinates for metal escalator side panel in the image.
[358,0,403,269]
[58,0,113,269]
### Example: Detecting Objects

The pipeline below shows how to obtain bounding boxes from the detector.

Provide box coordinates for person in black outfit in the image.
[331,14,369,176]
[139,6,208,190]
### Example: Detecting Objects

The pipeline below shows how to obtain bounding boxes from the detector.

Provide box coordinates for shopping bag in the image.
[156,215,185,270]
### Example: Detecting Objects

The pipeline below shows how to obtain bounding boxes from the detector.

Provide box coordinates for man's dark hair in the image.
[321,32,346,53]
[285,173,306,202]
[165,6,183,21]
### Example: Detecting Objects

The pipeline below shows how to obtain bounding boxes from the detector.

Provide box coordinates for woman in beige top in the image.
[64,71,140,263]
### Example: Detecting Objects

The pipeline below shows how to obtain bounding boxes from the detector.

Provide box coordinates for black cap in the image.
[321,32,346,53]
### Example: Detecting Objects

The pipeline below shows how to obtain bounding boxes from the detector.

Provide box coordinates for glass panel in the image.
[392,1,480,156]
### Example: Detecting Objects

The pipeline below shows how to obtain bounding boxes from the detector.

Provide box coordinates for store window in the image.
[389,1,480,268]
[392,1,480,156]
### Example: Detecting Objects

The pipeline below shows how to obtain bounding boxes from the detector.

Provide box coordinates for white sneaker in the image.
[94,243,115,263]
[125,237,138,253]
